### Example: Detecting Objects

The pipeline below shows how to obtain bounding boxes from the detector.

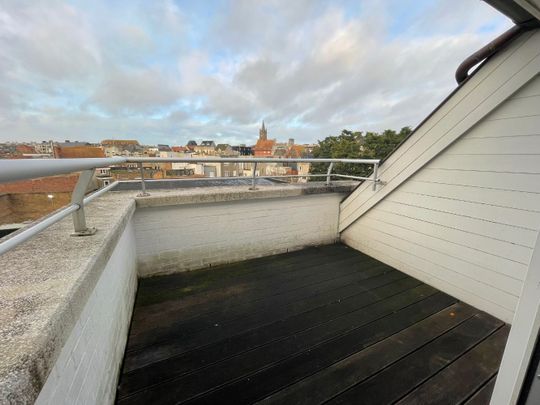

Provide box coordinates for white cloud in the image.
[0,1,101,81]
[0,0,512,145]
[89,68,182,113]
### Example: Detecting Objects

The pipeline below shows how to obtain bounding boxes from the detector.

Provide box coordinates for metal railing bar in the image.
[0,157,381,256]
[118,174,330,182]
[0,157,380,185]
[83,181,119,204]
[126,157,380,164]
[0,182,118,255]
[0,157,126,184]
[333,174,377,181]
[0,205,79,255]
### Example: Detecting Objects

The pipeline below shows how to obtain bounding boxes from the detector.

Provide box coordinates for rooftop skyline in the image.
[0,1,511,146]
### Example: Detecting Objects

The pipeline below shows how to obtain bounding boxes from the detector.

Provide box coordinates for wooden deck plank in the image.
[130,252,377,329]
[133,250,371,325]
[127,259,391,350]
[257,302,480,405]
[122,280,426,371]
[178,293,456,405]
[116,244,509,405]
[118,273,415,397]
[463,376,497,405]
[122,265,402,372]
[327,314,504,405]
[134,244,363,306]
[396,326,509,405]
[130,257,385,337]
[118,286,445,404]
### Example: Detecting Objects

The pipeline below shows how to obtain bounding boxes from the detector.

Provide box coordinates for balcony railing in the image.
[0,157,380,256]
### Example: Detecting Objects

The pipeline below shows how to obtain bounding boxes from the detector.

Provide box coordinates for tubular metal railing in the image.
[0,157,380,255]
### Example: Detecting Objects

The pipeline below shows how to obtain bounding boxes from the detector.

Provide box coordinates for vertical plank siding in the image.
[340,31,540,323]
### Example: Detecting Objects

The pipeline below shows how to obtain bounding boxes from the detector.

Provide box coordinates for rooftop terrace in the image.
[117,244,509,404]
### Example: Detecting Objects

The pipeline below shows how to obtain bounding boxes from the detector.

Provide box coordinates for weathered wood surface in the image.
[116,244,509,404]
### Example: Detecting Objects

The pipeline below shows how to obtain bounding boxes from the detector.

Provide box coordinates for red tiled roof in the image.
[253,139,276,151]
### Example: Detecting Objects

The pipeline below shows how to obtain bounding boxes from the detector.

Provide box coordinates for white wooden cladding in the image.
[340,30,540,230]
[340,30,540,322]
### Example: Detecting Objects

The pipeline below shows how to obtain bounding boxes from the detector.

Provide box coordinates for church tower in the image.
[259,121,268,141]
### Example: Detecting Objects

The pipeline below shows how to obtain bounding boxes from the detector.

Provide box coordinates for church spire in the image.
[259,120,268,141]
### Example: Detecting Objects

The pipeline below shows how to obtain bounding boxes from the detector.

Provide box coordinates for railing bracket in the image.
[326,162,334,186]
[71,227,97,237]
[138,162,150,196]
[372,163,380,191]
[249,162,258,190]
[70,169,97,236]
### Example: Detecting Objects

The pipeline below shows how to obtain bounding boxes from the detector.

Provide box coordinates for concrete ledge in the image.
[0,194,135,403]
[129,181,358,209]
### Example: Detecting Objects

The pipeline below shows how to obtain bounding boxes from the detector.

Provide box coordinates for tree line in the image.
[309,127,412,178]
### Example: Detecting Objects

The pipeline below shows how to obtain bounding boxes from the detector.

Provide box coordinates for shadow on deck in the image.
[116,244,509,405]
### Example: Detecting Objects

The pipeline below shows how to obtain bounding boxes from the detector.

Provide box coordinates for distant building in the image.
[54,141,105,158]
[157,144,172,152]
[232,145,253,156]
[285,143,305,158]
[101,139,139,147]
[101,139,141,157]
[253,121,276,157]
[272,142,288,157]
[144,146,159,157]
[171,146,189,153]
[15,144,36,155]
[302,144,317,158]
[186,140,198,151]
[215,144,238,157]
[34,141,54,155]
[195,140,216,155]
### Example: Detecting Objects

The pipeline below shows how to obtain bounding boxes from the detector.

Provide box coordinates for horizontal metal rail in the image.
[126,157,380,164]
[0,156,380,255]
[0,157,126,184]
[0,181,118,255]
[0,157,378,184]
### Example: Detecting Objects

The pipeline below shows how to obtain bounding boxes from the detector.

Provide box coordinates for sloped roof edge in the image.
[484,0,540,25]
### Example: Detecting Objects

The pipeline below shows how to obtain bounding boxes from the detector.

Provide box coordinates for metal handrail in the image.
[126,157,380,164]
[0,157,126,184]
[0,181,118,255]
[0,156,380,255]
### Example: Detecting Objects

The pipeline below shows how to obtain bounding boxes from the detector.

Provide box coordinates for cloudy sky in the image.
[0,0,511,146]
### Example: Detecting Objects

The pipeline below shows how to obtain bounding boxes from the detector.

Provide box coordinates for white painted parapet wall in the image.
[35,222,137,404]
[132,184,352,277]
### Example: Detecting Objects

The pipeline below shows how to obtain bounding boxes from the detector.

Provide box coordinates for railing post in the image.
[326,162,334,186]
[71,169,97,236]
[138,163,150,197]
[249,162,258,190]
[372,162,379,191]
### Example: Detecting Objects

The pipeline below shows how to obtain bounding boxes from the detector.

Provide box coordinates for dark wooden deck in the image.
[116,244,509,405]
